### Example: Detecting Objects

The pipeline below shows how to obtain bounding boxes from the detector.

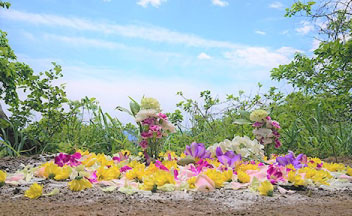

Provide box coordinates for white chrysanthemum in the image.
[135,109,159,122]
[208,136,264,160]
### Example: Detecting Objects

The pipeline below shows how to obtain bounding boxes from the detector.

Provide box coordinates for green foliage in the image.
[285,1,316,17]
[0,1,10,9]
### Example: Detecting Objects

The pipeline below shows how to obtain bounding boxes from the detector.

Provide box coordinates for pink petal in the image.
[195,174,215,192]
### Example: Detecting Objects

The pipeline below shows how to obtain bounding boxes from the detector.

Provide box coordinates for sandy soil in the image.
[1,156,352,216]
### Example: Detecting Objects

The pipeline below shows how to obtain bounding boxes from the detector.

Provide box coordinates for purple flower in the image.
[54,152,81,167]
[184,142,211,159]
[276,151,307,169]
[215,147,241,168]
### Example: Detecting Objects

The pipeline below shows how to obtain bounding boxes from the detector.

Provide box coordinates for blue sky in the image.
[0,0,318,122]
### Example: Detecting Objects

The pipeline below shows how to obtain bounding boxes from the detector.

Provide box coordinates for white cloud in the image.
[296,21,314,35]
[1,10,241,49]
[103,0,111,2]
[211,0,229,7]
[255,30,266,35]
[310,38,321,51]
[137,0,167,8]
[197,52,211,60]
[280,30,289,35]
[269,2,283,9]
[224,46,299,69]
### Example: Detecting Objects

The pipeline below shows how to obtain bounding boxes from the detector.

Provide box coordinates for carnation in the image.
[135,109,159,122]
[249,109,268,122]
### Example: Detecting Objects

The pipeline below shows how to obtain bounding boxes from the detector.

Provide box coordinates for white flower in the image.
[135,109,159,122]
[161,120,176,133]
[208,136,264,160]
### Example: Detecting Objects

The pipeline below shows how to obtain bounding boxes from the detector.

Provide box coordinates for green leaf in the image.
[118,186,138,195]
[44,188,60,196]
[238,110,250,120]
[233,119,252,125]
[249,177,260,192]
[115,106,132,116]
[101,185,117,193]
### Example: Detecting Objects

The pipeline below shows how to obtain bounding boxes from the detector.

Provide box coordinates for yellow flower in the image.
[187,176,197,189]
[44,163,60,179]
[288,171,305,187]
[144,163,159,176]
[96,154,114,167]
[24,183,43,199]
[68,177,92,191]
[237,171,250,183]
[76,149,90,156]
[180,153,186,159]
[323,163,345,172]
[0,170,6,186]
[299,167,332,186]
[81,153,97,167]
[120,149,130,156]
[237,163,259,172]
[126,166,145,181]
[222,170,233,182]
[258,180,273,196]
[347,167,352,176]
[162,160,178,170]
[286,164,296,171]
[250,109,268,122]
[140,176,155,191]
[54,166,72,181]
[204,169,225,188]
[205,158,221,168]
[154,171,175,187]
[96,166,120,181]
[128,160,144,169]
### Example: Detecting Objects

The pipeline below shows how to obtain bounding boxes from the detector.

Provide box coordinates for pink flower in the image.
[142,118,154,125]
[54,152,81,167]
[155,160,169,171]
[120,166,132,173]
[274,139,281,148]
[195,174,215,192]
[141,130,153,139]
[158,113,168,120]
[139,140,148,149]
[267,164,285,184]
[87,171,98,183]
[272,121,281,129]
[252,122,264,127]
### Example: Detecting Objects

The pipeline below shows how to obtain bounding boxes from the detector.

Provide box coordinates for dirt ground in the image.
[0,156,352,216]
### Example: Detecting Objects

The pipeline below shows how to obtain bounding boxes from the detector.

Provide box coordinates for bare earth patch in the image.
[1,156,352,216]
